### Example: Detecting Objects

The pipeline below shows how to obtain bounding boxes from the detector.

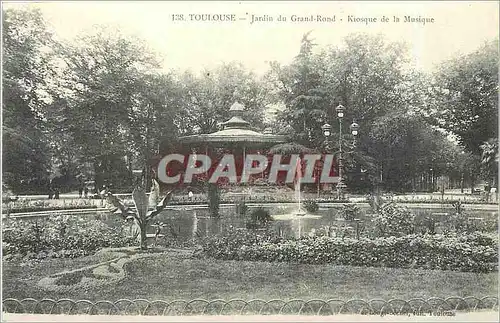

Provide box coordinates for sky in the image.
[3,1,499,76]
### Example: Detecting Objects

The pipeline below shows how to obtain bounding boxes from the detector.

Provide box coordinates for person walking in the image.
[54,187,60,199]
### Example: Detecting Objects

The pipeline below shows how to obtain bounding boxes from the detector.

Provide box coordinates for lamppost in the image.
[321,122,333,185]
[335,104,346,200]
[322,104,359,200]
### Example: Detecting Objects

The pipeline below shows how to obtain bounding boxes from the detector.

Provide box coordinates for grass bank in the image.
[2,250,497,302]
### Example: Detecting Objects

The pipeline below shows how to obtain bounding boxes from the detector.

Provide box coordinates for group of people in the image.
[47,187,60,199]
[47,185,93,199]
[78,186,91,198]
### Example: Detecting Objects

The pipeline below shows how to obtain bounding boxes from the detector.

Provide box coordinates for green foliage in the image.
[3,7,497,197]
[267,32,463,192]
[2,216,134,260]
[302,200,319,213]
[480,138,499,186]
[201,228,498,273]
[268,142,316,155]
[4,199,99,213]
[201,227,283,260]
[338,204,360,221]
[53,27,167,191]
[367,112,462,191]
[430,39,498,157]
[372,202,416,237]
[177,62,270,135]
[267,33,330,147]
[246,207,273,229]
[2,8,53,193]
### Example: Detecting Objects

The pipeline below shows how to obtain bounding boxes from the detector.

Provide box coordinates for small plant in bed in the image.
[246,207,273,229]
[303,200,319,213]
[338,204,361,221]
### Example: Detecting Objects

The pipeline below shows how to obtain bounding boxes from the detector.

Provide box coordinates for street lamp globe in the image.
[335,104,345,118]
[350,121,359,136]
[321,123,332,137]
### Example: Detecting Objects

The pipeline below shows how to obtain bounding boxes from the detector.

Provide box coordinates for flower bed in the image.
[4,199,102,214]
[36,248,148,293]
[2,216,134,261]
[201,229,498,273]
[380,197,497,205]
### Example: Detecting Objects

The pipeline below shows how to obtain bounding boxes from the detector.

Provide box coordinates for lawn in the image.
[2,250,497,302]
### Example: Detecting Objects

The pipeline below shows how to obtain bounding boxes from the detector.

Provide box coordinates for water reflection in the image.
[94,205,497,242]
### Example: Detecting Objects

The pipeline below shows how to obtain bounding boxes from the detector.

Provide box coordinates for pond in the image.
[8,203,497,243]
[101,204,498,242]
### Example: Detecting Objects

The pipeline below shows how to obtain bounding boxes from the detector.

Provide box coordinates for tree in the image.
[269,33,430,191]
[125,72,182,190]
[480,138,498,187]
[367,111,461,191]
[429,39,498,157]
[321,33,411,139]
[177,62,271,135]
[2,8,55,193]
[53,27,164,191]
[268,32,330,147]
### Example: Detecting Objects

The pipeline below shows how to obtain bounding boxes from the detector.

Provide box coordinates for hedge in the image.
[201,229,498,273]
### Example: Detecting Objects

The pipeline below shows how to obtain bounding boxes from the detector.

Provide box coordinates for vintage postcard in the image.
[1,1,499,322]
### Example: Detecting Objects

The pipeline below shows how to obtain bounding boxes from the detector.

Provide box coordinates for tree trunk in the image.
[94,159,103,192]
[208,182,220,218]
[460,173,464,193]
[470,176,476,194]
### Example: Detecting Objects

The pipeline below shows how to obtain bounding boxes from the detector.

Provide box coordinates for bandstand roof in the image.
[178,102,287,145]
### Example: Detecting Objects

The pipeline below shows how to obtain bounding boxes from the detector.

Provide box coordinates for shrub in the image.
[201,228,498,273]
[339,204,360,221]
[2,216,134,260]
[372,202,416,237]
[246,207,273,229]
[303,200,319,213]
[202,227,283,260]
